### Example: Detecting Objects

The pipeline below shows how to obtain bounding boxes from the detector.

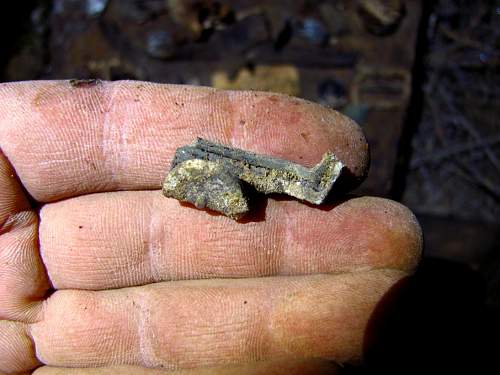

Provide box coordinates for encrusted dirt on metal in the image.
[163,138,344,219]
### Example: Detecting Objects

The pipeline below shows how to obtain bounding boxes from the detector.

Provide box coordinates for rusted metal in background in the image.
[3,0,422,199]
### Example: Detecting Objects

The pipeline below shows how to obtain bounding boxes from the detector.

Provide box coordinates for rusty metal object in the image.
[163,138,344,219]
[357,0,404,36]
[351,67,411,109]
[211,65,300,96]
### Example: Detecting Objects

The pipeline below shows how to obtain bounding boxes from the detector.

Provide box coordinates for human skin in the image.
[0,80,422,374]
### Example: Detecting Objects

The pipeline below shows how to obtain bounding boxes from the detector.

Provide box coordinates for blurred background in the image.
[1,0,499,372]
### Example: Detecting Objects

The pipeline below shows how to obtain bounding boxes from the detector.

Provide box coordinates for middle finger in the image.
[39,191,421,290]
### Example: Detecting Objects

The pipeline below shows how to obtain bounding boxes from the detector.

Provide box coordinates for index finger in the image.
[0,80,368,202]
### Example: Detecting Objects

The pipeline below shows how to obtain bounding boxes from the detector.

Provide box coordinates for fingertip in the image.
[387,200,423,273]
[347,197,423,273]
[226,90,369,189]
[307,99,370,188]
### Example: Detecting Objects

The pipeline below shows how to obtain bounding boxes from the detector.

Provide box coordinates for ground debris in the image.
[69,78,101,87]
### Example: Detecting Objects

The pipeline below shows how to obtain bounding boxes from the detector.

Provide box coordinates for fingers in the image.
[0,151,49,322]
[29,270,403,369]
[39,192,422,290]
[34,359,341,375]
[0,80,368,202]
[0,210,47,322]
[0,320,40,374]
[0,150,30,225]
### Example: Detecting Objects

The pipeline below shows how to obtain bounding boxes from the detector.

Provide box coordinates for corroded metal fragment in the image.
[163,138,344,219]
[162,159,248,219]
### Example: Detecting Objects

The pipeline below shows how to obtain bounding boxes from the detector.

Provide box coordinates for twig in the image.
[437,85,500,173]
[410,135,500,169]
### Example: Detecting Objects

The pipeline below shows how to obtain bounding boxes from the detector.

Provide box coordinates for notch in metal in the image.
[163,138,344,219]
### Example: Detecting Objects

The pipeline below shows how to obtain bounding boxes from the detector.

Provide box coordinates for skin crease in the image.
[0,151,49,323]
[33,359,342,375]
[0,81,422,374]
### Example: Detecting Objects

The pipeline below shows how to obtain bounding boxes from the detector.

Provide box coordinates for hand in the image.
[0,80,422,374]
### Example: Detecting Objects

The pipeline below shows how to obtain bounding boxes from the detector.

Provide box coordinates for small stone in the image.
[318,79,348,109]
[85,0,108,17]
[296,18,330,46]
[146,30,175,59]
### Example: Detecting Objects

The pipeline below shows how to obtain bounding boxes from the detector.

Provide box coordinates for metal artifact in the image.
[163,138,344,219]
